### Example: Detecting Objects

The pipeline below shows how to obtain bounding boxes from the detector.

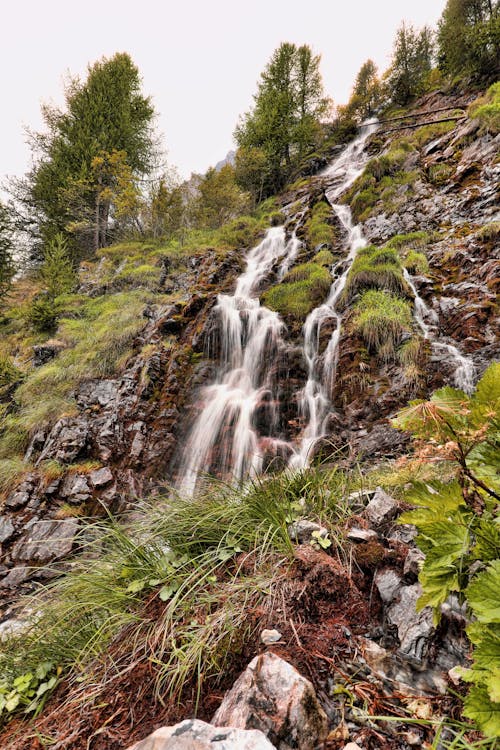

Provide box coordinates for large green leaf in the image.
[463,684,500,738]
[468,561,500,623]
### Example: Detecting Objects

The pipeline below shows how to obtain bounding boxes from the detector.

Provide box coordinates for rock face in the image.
[128,719,277,750]
[212,653,328,750]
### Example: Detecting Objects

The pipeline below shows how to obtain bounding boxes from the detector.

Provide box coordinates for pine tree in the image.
[346,59,383,121]
[192,165,250,229]
[387,23,434,105]
[11,53,157,258]
[235,43,330,195]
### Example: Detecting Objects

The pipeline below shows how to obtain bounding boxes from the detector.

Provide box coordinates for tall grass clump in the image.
[262,261,331,319]
[468,82,500,135]
[0,468,353,721]
[305,201,336,248]
[343,245,409,302]
[352,289,413,360]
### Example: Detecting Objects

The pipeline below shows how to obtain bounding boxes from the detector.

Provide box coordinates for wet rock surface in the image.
[128,720,277,750]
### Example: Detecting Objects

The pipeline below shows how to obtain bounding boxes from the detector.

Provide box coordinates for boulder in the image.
[363,487,399,527]
[128,719,276,750]
[89,466,114,488]
[213,652,328,750]
[387,583,434,660]
[11,519,79,563]
[374,569,402,604]
[60,473,91,502]
[0,517,15,544]
[287,519,328,544]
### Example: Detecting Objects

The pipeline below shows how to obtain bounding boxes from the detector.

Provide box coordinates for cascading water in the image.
[178,227,301,495]
[402,268,475,393]
[289,121,379,468]
[178,117,475,494]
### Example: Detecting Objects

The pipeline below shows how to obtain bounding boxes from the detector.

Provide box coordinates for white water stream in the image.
[402,268,475,393]
[178,119,475,494]
[178,228,301,495]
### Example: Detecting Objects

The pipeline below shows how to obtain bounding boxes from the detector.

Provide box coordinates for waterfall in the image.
[403,268,475,394]
[289,120,379,468]
[178,228,301,496]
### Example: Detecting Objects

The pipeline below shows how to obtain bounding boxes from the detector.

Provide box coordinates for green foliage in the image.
[437,0,500,81]
[477,219,500,242]
[39,233,76,298]
[387,22,434,105]
[393,364,500,737]
[192,165,250,229]
[403,250,429,274]
[0,203,14,304]
[0,663,61,724]
[14,52,157,257]
[0,468,351,717]
[235,42,331,195]
[27,294,59,333]
[305,201,336,248]
[343,244,409,301]
[0,355,20,389]
[352,290,413,360]
[469,82,500,135]
[262,261,331,319]
[345,59,384,122]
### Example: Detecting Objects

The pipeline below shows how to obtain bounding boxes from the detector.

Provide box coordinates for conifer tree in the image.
[0,203,14,306]
[12,53,157,258]
[234,43,330,195]
[387,23,434,105]
[346,60,383,121]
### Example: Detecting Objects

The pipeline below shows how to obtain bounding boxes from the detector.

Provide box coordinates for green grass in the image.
[403,250,429,274]
[0,468,353,720]
[343,245,409,302]
[262,261,332,320]
[469,82,500,135]
[305,201,336,248]
[352,289,413,360]
[384,231,430,250]
[477,220,500,242]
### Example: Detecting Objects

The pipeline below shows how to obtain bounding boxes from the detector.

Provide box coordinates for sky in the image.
[1,0,446,183]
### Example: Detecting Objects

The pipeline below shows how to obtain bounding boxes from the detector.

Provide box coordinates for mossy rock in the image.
[262,262,331,320]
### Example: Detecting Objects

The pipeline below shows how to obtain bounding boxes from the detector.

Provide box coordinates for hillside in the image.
[0,85,498,750]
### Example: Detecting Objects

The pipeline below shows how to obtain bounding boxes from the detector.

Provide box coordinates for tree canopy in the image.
[345,59,383,121]
[13,52,158,258]
[437,0,500,80]
[234,43,331,197]
[387,23,434,105]
[0,203,14,305]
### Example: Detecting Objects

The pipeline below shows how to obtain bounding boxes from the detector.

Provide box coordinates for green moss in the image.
[408,120,456,148]
[262,262,331,319]
[305,201,336,248]
[313,249,334,267]
[352,290,413,360]
[343,245,408,302]
[403,250,429,274]
[385,231,430,250]
[427,163,454,186]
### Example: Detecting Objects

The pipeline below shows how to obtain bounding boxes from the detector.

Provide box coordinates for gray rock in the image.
[89,466,114,488]
[347,527,378,543]
[0,517,15,544]
[5,490,31,509]
[387,584,434,660]
[60,474,91,502]
[364,487,399,527]
[374,569,402,604]
[11,519,79,563]
[37,417,89,464]
[0,566,31,588]
[260,629,283,645]
[127,719,276,750]
[404,548,425,579]
[213,652,328,750]
[287,519,328,544]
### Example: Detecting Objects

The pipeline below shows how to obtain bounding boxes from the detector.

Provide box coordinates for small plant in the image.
[343,245,409,302]
[393,363,500,738]
[310,529,332,550]
[468,83,500,136]
[305,201,336,248]
[0,662,61,724]
[352,290,413,360]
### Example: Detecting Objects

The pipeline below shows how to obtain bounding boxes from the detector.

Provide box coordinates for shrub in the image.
[28,294,59,333]
[352,289,413,360]
[0,356,20,388]
[262,262,331,319]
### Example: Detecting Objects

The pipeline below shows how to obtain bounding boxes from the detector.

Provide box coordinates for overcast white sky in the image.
[1,0,446,182]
